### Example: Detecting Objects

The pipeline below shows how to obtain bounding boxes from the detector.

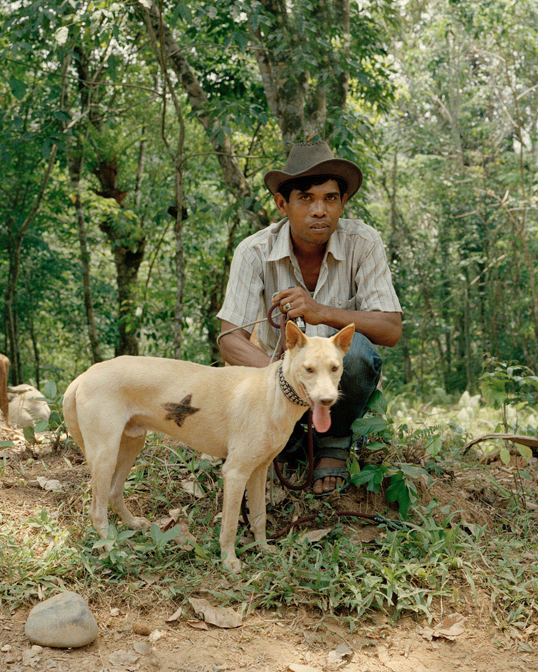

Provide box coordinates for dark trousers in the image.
[279,333,382,461]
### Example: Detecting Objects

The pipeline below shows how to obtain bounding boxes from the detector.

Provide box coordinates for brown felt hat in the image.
[264,141,363,199]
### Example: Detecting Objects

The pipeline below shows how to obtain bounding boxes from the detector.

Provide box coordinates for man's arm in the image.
[218,321,271,367]
[274,287,402,347]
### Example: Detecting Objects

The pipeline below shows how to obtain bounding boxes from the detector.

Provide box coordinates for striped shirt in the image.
[217,218,402,355]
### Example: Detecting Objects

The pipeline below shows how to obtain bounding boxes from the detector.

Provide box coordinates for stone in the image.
[25,592,98,648]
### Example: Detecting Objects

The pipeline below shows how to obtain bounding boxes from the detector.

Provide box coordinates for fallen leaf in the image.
[188,597,242,629]
[180,478,205,498]
[1,645,12,652]
[526,501,538,511]
[36,476,62,492]
[110,608,121,617]
[327,642,353,665]
[287,665,320,672]
[266,485,287,504]
[300,528,332,544]
[417,613,466,641]
[108,649,140,667]
[133,641,152,656]
[187,619,209,631]
[141,573,159,586]
[166,606,183,622]
[523,552,536,561]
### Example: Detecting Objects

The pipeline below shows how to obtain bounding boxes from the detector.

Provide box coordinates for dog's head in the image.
[284,321,355,433]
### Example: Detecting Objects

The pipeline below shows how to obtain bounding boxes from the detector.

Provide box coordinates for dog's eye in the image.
[331,365,339,372]
[305,366,314,373]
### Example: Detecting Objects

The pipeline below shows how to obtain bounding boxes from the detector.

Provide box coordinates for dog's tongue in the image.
[312,403,331,433]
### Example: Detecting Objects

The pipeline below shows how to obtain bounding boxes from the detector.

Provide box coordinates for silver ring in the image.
[284,302,292,311]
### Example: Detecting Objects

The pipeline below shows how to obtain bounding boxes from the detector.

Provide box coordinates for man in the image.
[217,141,402,495]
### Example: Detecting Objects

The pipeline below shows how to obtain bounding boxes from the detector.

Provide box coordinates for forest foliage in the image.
[1,0,537,396]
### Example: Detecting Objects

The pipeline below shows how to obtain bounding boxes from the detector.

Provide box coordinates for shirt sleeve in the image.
[216,242,264,333]
[355,234,402,313]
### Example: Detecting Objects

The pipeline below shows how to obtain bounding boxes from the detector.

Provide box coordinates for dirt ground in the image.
[2,430,538,672]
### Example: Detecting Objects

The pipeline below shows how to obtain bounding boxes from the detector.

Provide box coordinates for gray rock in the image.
[25,592,98,648]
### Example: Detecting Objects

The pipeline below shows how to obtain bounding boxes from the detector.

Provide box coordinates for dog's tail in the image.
[63,377,85,456]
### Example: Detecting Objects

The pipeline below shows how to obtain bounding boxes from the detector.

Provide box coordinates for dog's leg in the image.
[246,459,277,554]
[108,432,150,532]
[220,457,252,574]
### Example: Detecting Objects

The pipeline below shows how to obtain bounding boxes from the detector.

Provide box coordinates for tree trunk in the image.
[67,146,104,363]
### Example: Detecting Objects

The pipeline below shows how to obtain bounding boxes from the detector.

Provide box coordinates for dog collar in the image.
[278,363,310,407]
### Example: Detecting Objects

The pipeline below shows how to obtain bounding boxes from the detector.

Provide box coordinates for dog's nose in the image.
[319,397,335,407]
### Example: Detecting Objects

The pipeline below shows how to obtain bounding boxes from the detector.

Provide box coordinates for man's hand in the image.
[274,287,325,325]
[273,286,402,347]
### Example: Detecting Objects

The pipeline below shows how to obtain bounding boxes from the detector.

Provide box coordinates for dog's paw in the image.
[128,516,151,532]
[222,556,242,574]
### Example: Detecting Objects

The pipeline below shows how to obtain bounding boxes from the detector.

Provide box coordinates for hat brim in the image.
[264,159,362,200]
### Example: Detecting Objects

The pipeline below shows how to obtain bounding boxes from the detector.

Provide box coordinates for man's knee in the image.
[342,333,382,386]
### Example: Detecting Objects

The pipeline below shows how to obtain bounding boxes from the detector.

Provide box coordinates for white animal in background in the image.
[7,385,51,428]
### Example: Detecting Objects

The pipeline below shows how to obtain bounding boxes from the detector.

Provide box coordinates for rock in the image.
[25,592,98,648]
[133,621,152,636]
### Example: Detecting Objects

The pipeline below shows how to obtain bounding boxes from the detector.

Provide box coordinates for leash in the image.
[238,300,405,540]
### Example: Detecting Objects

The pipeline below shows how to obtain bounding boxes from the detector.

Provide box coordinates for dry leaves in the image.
[327,643,353,667]
[287,665,319,672]
[187,620,209,631]
[188,598,242,629]
[36,476,62,491]
[299,528,332,544]
[180,477,205,499]
[417,613,466,641]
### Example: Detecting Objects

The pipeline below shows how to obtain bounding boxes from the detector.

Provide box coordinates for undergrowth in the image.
[2,390,538,631]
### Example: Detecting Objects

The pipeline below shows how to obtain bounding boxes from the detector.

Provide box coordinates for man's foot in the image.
[312,457,347,495]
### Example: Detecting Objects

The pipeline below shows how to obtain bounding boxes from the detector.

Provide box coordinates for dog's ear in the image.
[286,320,308,350]
[331,323,355,355]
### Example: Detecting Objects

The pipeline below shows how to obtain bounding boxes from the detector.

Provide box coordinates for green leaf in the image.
[385,473,416,518]
[34,419,49,433]
[352,416,388,436]
[150,523,162,545]
[43,381,57,398]
[517,445,533,462]
[9,78,26,100]
[367,389,388,414]
[0,440,14,448]
[350,464,386,493]
[500,447,511,465]
[23,425,35,442]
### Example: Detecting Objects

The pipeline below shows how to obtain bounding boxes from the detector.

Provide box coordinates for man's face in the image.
[274,179,348,248]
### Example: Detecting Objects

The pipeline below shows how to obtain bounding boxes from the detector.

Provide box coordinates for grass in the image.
[1,400,538,634]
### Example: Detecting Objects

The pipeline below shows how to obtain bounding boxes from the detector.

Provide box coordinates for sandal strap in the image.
[313,466,350,480]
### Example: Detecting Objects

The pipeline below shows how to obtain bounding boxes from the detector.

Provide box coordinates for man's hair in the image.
[277,174,348,202]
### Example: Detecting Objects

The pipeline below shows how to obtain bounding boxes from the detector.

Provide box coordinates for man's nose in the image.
[311,200,327,217]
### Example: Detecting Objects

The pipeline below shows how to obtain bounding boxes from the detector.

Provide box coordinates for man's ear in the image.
[331,323,355,355]
[274,193,288,218]
[286,320,308,350]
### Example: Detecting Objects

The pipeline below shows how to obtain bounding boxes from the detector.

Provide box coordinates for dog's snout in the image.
[319,397,335,407]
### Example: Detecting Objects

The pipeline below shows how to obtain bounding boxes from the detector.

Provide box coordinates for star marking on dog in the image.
[162,395,200,427]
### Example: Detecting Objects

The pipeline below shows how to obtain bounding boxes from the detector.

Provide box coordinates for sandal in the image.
[312,448,351,497]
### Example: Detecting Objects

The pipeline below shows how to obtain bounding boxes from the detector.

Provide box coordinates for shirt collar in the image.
[267,219,346,262]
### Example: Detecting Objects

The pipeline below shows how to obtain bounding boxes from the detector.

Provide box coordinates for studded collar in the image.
[278,363,310,407]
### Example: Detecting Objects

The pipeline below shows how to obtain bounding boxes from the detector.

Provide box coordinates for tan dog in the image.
[63,321,354,572]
